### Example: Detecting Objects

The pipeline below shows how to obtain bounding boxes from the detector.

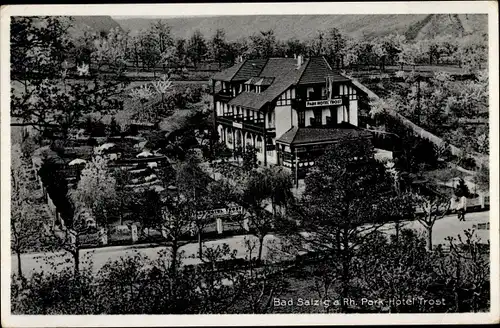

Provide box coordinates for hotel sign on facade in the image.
[306,98,343,107]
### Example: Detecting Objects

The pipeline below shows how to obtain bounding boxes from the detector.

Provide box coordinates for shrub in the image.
[458,156,477,171]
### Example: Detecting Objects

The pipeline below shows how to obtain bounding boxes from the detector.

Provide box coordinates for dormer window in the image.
[244,77,274,94]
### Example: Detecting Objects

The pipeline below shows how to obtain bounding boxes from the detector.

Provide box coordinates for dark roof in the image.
[217,56,353,110]
[228,91,266,109]
[276,124,373,146]
[228,58,309,109]
[259,58,297,77]
[232,59,268,81]
[212,61,245,81]
[298,57,349,85]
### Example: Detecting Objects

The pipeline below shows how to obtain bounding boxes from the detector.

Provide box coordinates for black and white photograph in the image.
[1,2,498,326]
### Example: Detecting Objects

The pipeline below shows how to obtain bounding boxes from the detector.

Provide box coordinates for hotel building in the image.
[211,55,373,180]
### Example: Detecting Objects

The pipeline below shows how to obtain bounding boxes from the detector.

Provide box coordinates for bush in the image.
[84,117,107,138]
[458,156,477,171]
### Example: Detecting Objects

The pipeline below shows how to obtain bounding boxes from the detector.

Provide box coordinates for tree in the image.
[174,38,190,70]
[241,145,258,172]
[72,155,117,226]
[307,30,326,56]
[151,74,173,103]
[248,30,277,58]
[138,28,162,76]
[356,229,440,313]
[142,189,164,237]
[11,145,48,279]
[286,140,411,312]
[371,34,405,71]
[285,38,307,58]
[128,33,143,72]
[325,28,347,68]
[454,35,488,73]
[10,16,73,88]
[108,117,121,136]
[398,42,421,70]
[11,17,128,138]
[92,27,129,74]
[150,20,174,71]
[473,163,489,193]
[413,184,451,251]
[187,30,208,70]
[239,166,294,262]
[71,25,97,67]
[175,155,212,258]
[383,161,414,244]
[454,178,471,198]
[129,83,155,122]
[344,37,360,68]
[437,230,490,312]
[210,28,229,69]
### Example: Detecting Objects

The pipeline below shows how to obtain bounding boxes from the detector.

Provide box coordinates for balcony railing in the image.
[214,90,234,102]
[216,114,269,132]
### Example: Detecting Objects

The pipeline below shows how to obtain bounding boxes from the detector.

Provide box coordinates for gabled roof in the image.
[298,57,349,85]
[232,59,268,81]
[259,58,297,77]
[228,58,309,110]
[212,60,245,82]
[276,124,373,146]
[215,56,353,110]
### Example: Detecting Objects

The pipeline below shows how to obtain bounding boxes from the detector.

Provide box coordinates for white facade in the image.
[215,79,359,167]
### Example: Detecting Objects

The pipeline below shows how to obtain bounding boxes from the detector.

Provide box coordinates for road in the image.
[11,234,281,279]
[11,211,490,279]
[378,210,490,245]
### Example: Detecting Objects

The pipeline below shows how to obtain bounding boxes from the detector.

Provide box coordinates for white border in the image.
[1,2,499,327]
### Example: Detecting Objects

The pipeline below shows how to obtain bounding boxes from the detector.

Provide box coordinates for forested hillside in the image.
[115,14,487,41]
[70,16,122,36]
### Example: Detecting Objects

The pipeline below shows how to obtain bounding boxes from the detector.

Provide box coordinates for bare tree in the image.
[413,185,451,251]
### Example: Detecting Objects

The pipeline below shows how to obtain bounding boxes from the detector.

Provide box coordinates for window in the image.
[256,136,263,153]
[277,89,292,106]
[313,108,322,125]
[331,84,340,97]
[330,108,338,125]
[267,111,275,128]
[298,111,305,128]
[307,87,314,100]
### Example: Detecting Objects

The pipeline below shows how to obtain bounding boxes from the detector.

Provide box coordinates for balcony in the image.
[214,90,234,102]
[216,114,268,134]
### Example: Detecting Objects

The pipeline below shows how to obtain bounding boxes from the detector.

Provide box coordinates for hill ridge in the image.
[114,14,487,41]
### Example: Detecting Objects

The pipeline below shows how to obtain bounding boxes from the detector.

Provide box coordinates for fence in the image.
[108,225,139,245]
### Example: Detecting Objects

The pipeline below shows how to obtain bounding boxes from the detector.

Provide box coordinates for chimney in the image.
[296,55,303,69]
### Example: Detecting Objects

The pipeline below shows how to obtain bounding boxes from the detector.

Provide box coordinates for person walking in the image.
[457,195,467,221]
